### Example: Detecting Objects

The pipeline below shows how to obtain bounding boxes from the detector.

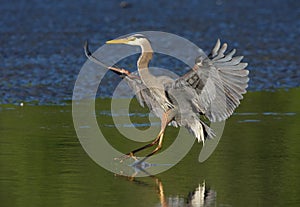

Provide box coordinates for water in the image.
[1,89,300,207]
[1,0,300,105]
[1,0,300,206]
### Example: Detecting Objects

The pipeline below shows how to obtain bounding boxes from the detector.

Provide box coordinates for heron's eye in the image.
[129,37,136,41]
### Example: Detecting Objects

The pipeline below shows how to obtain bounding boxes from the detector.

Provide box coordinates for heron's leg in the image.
[137,131,165,163]
[128,135,161,155]
[134,112,170,164]
[117,111,171,162]
[117,128,163,161]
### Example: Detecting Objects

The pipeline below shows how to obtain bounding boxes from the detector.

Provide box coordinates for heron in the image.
[84,34,249,162]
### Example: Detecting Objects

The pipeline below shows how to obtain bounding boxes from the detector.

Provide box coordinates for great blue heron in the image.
[84,34,249,162]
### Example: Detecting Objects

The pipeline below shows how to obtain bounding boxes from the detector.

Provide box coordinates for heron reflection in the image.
[115,161,216,207]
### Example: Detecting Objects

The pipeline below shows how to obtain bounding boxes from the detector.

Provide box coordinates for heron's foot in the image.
[114,152,138,163]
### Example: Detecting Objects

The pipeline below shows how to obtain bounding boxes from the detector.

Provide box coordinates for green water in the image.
[1,89,300,207]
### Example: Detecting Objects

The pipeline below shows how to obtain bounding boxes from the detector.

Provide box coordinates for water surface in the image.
[1,89,300,206]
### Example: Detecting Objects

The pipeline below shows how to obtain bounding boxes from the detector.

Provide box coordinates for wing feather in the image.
[174,39,249,122]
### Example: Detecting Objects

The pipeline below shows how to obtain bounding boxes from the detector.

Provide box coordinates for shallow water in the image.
[1,89,300,207]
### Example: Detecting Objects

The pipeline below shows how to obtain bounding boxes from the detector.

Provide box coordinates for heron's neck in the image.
[137,41,153,79]
[137,41,153,83]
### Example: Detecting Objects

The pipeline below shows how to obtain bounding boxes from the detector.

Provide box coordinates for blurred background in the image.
[1,0,299,104]
[1,0,300,207]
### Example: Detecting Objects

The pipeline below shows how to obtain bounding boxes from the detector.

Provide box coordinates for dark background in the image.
[1,0,299,104]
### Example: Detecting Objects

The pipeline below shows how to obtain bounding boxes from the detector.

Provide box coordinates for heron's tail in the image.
[179,114,215,143]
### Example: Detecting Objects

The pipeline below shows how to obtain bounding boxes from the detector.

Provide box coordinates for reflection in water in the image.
[165,181,216,207]
[187,183,216,207]
[2,89,299,206]
[117,161,217,207]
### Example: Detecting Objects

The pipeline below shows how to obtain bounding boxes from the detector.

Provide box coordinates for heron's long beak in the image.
[106,38,129,44]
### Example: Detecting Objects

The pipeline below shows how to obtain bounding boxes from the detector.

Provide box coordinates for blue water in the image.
[1,0,300,105]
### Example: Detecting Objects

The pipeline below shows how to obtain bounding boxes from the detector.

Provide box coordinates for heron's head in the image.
[106,34,149,46]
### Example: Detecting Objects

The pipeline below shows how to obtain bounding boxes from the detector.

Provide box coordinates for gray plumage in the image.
[84,35,249,159]
[124,38,248,142]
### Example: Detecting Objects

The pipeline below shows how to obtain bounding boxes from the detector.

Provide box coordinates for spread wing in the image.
[83,41,161,116]
[174,39,249,122]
